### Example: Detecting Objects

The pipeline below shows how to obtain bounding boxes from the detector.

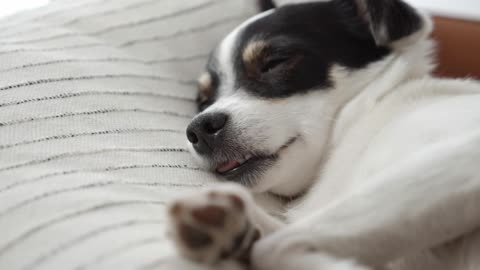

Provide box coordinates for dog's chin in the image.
[194,137,299,187]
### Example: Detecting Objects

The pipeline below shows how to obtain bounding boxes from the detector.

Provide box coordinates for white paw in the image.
[252,229,371,270]
[167,184,260,265]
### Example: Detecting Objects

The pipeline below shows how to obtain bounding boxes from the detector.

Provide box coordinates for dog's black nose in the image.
[186,113,228,155]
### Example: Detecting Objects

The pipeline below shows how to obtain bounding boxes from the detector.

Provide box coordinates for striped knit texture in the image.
[0,1,256,269]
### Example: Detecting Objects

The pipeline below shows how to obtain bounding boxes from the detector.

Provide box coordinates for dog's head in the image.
[186,0,432,195]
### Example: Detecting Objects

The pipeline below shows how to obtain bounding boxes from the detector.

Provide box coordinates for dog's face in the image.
[187,0,425,195]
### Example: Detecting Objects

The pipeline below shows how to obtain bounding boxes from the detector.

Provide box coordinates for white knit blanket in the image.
[0,1,256,269]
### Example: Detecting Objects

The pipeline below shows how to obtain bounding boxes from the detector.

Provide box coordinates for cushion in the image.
[0,1,256,269]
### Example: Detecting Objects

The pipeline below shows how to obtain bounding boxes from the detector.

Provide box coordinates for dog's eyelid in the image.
[269,46,295,57]
[260,51,303,74]
[261,56,290,73]
[268,43,305,58]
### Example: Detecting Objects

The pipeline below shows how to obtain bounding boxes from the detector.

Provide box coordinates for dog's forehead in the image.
[215,3,334,66]
[208,3,339,92]
[201,2,391,100]
[213,10,276,92]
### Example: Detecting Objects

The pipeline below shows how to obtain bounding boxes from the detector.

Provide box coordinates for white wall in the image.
[404,0,480,21]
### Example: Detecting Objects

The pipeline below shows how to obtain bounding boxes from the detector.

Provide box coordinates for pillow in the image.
[0,1,256,269]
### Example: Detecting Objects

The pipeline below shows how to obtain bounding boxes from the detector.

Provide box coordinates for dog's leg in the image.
[167,184,366,270]
[253,131,480,269]
[167,183,282,265]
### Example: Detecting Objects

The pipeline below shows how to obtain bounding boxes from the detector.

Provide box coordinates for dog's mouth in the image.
[216,154,254,174]
[214,137,298,179]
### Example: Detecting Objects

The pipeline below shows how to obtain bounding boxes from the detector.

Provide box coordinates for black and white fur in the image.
[168,0,480,269]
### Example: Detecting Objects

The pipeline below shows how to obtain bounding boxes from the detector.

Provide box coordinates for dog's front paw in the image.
[252,228,371,270]
[167,185,260,265]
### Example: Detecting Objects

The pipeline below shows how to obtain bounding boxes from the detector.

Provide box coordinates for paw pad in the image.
[179,223,213,249]
[168,188,260,264]
[192,205,227,227]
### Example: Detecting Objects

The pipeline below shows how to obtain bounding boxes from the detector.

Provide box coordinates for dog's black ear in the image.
[336,0,424,45]
[257,0,276,12]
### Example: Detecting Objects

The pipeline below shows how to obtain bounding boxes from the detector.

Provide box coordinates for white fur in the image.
[184,4,480,270]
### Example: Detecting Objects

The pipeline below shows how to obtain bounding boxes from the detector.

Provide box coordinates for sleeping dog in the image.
[168,0,480,269]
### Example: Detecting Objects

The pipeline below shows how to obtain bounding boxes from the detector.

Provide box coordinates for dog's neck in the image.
[268,38,436,197]
[329,37,436,148]
[267,37,436,197]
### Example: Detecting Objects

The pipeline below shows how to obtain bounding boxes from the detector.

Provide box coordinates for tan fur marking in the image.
[197,72,213,103]
[242,40,268,64]
[198,72,212,93]
[243,40,270,78]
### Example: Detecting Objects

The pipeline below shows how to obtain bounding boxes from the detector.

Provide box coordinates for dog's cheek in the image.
[233,100,299,151]
[205,93,298,152]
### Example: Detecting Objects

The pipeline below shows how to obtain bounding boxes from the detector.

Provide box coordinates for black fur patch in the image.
[339,0,423,44]
[200,0,422,101]
[257,0,276,12]
[233,1,392,98]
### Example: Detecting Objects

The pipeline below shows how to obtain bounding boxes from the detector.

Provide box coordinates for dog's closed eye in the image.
[261,56,292,73]
[242,40,303,81]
